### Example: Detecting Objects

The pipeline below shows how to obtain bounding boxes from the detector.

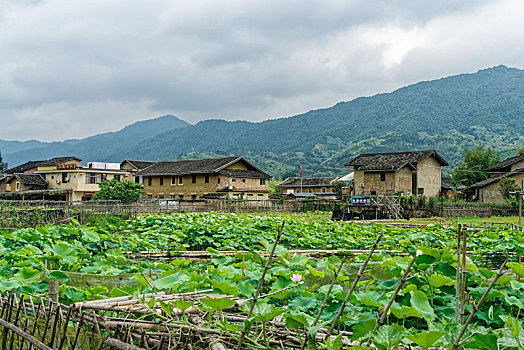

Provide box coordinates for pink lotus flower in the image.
[291,274,303,283]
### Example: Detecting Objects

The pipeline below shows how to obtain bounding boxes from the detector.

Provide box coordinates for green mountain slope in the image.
[2,115,190,166]
[112,65,524,178]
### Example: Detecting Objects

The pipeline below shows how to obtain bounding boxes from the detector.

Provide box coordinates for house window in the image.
[51,176,54,180]
[147,194,152,198]
[418,188,424,195]
[380,173,386,182]
[171,194,177,198]
[217,177,221,184]
[160,177,164,186]
[135,176,140,184]
[179,195,184,200]
[159,195,164,199]
[248,193,254,196]
[148,178,152,186]
[114,175,120,181]
[172,176,176,185]
[205,175,209,183]
[192,175,197,183]
[232,179,237,182]
[179,176,183,185]
[322,187,326,192]
[191,194,197,201]
[15,182,20,191]
[62,173,68,182]
[241,179,245,183]
[258,194,264,197]
[371,191,377,195]
[260,179,266,185]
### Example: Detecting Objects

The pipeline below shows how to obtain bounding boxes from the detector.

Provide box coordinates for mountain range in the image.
[1,65,523,179]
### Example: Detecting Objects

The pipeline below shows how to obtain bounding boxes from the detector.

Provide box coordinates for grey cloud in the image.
[0,0,520,141]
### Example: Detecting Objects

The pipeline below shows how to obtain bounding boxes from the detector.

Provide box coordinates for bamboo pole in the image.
[236,220,285,349]
[451,260,507,350]
[326,232,384,336]
[455,224,462,324]
[301,256,347,350]
[374,254,417,331]
[460,228,468,323]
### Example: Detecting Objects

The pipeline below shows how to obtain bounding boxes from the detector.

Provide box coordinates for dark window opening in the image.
[179,176,183,185]
[371,191,377,195]
[205,175,209,183]
[260,179,266,185]
[148,178,152,186]
[191,194,197,201]
[172,176,176,185]
[380,173,386,182]
[217,177,221,184]
[418,188,424,195]
[160,177,164,186]
[241,179,245,183]
[232,179,237,182]
[192,175,197,183]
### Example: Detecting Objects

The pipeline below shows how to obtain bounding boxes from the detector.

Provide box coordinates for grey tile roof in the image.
[218,169,270,179]
[441,177,466,190]
[468,168,524,189]
[8,173,48,187]
[483,155,524,172]
[7,157,81,174]
[135,156,270,177]
[121,160,156,170]
[277,177,338,188]
[344,150,448,171]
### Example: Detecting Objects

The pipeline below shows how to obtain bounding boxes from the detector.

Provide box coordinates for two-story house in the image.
[2,157,132,201]
[135,156,271,200]
[345,150,448,197]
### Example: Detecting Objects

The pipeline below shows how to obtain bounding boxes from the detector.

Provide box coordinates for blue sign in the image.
[351,196,372,206]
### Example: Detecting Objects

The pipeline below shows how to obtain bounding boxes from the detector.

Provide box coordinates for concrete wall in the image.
[417,157,442,197]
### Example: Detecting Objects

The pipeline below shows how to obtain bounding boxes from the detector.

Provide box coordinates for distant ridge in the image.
[1,115,190,166]
[2,66,524,178]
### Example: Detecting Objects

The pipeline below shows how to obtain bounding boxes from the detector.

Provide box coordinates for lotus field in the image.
[1,212,524,349]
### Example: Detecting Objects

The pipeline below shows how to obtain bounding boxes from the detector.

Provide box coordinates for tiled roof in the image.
[468,168,524,189]
[8,173,48,187]
[218,169,270,179]
[483,155,524,172]
[344,150,448,171]
[7,157,80,174]
[441,177,466,190]
[121,160,156,170]
[136,156,269,177]
[277,177,338,188]
[202,192,228,199]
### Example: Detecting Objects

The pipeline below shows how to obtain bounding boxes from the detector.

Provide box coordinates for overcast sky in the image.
[1,0,523,142]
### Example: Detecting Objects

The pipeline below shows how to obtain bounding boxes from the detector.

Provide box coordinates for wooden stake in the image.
[451,260,507,350]
[374,254,417,331]
[460,228,468,323]
[301,256,347,350]
[326,232,384,336]
[455,224,462,324]
[236,220,285,349]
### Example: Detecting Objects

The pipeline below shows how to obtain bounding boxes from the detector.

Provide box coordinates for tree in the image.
[499,177,521,202]
[518,148,524,156]
[331,180,347,200]
[451,145,500,187]
[93,179,142,203]
[0,151,7,173]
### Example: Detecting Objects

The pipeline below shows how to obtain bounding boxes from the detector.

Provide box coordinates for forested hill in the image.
[111,65,524,178]
[2,115,190,167]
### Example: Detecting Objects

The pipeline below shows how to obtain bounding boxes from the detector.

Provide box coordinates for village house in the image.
[440,177,466,199]
[276,177,339,195]
[466,155,524,203]
[1,157,132,201]
[135,156,271,200]
[345,150,448,197]
[120,160,156,184]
